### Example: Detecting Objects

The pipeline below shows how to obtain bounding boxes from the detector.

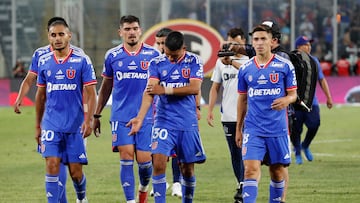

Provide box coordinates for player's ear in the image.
[118,28,123,37]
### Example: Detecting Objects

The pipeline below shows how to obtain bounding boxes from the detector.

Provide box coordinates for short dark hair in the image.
[47,17,68,31]
[227,27,245,39]
[249,24,272,36]
[165,31,184,51]
[156,28,173,37]
[120,15,140,27]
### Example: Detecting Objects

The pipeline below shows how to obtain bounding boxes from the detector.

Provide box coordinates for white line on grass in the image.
[312,139,353,143]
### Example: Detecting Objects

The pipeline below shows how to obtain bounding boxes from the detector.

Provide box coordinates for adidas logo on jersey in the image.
[259,74,266,80]
[128,60,137,70]
[78,153,87,159]
[173,69,180,75]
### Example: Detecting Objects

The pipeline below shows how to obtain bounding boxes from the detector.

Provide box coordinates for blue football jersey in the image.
[37,49,97,133]
[29,44,85,75]
[238,54,297,137]
[149,51,203,130]
[102,43,160,123]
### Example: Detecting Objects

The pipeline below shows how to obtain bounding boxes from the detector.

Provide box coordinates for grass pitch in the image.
[0,105,359,202]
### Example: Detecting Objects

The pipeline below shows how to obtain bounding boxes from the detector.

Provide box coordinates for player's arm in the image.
[196,89,202,120]
[207,82,221,127]
[235,93,247,147]
[14,72,37,114]
[35,86,46,145]
[82,84,97,138]
[271,89,297,111]
[127,78,157,135]
[94,77,113,114]
[148,78,201,96]
[319,78,333,109]
[92,77,113,136]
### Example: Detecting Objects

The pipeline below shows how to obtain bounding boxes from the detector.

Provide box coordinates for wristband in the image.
[197,105,201,111]
[93,114,102,119]
[164,87,174,95]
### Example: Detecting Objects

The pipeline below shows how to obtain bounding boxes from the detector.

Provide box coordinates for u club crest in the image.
[66,69,76,79]
[269,73,279,83]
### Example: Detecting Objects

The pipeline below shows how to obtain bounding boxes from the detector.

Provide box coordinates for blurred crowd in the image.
[169,0,360,76]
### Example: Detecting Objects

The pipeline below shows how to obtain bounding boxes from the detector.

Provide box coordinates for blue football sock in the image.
[58,163,68,203]
[138,161,152,190]
[171,157,181,183]
[72,173,86,200]
[120,160,135,200]
[45,174,59,203]
[182,176,196,203]
[152,174,167,203]
[269,179,285,203]
[242,179,258,203]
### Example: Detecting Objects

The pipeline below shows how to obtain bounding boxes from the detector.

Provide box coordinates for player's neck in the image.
[124,42,142,53]
[256,53,273,64]
[54,46,71,60]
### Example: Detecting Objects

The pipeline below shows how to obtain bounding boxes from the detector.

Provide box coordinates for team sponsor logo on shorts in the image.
[151,141,158,150]
[242,146,247,156]
[112,133,117,142]
[41,144,46,153]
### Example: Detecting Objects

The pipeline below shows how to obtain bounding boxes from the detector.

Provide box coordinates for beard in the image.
[127,41,138,47]
[54,47,65,51]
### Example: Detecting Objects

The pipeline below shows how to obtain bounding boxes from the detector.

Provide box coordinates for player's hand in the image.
[207,112,214,127]
[146,84,164,95]
[221,56,232,65]
[326,99,333,109]
[235,131,243,148]
[271,97,289,111]
[35,126,41,145]
[14,100,22,114]
[126,117,142,135]
[196,108,201,120]
[93,118,101,137]
[81,122,92,138]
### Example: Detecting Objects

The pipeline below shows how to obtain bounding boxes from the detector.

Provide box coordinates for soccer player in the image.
[127,31,206,203]
[35,19,97,203]
[92,15,160,203]
[291,36,333,164]
[235,24,297,203]
[152,27,182,197]
[14,16,87,203]
[207,27,249,203]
